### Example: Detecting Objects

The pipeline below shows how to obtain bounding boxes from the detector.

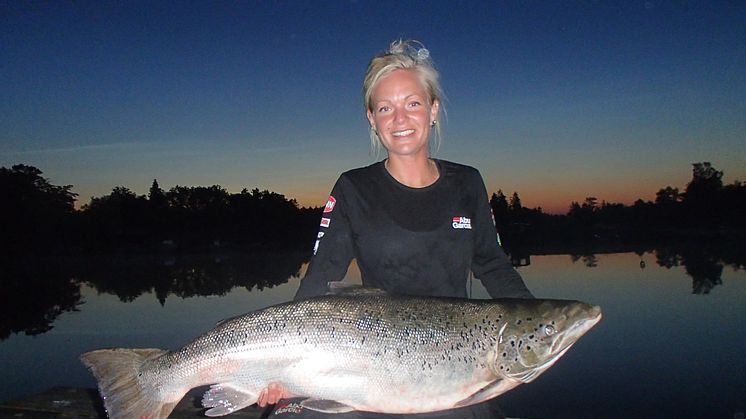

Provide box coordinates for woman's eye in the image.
[408,101,421,108]
[378,106,390,113]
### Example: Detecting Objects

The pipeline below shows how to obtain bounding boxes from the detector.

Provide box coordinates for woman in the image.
[264,40,533,418]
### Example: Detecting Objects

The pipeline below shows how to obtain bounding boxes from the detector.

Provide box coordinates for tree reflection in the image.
[0,257,82,340]
[655,244,733,294]
[655,247,683,269]
[570,254,599,267]
[684,254,723,294]
[77,251,310,303]
[0,251,310,340]
[2,243,742,341]
[565,245,738,295]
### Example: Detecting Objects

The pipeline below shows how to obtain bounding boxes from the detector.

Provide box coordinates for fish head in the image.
[489,299,602,383]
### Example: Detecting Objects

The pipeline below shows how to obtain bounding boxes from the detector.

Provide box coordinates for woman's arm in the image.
[294,177,355,300]
[470,172,534,299]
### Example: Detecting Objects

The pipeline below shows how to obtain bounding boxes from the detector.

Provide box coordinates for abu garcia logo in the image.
[452,216,472,229]
[273,402,304,415]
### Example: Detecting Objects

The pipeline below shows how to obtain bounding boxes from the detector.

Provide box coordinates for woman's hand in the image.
[256,382,292,407]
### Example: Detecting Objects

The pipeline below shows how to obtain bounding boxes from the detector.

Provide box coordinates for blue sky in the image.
[2,1,744,213]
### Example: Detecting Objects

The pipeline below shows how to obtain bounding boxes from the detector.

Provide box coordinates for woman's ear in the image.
[366,109,376,131]
[430,99,440,124]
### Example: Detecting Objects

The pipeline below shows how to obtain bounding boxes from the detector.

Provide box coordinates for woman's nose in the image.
[393,106,406,123]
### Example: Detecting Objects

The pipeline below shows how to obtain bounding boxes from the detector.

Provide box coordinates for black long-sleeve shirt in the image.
[295,159,533,300]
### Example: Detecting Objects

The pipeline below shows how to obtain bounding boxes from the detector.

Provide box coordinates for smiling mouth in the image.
[392,129,415,137]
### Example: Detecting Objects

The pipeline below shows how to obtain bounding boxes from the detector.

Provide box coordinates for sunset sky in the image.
[2,1,744,214]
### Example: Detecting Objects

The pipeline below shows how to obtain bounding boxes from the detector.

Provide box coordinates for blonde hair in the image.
[363,39,445,156]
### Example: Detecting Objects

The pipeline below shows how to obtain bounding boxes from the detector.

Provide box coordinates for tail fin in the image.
[80,348,180,419]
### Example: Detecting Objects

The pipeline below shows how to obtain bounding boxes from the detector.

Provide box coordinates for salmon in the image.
[80,290,601,418]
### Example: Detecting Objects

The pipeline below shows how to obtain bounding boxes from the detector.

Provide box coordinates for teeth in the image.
[392,129,415,137]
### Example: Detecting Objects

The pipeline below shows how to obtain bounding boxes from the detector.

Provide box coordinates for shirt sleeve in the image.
[470,172,535,299]
[294,176,355,300]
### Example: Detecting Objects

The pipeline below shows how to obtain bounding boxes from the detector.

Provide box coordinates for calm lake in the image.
[1,248,745,418]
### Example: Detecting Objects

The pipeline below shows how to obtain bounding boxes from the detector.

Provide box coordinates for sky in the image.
[2,1,745,214]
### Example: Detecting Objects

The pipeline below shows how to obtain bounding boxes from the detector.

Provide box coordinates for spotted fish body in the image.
[80,292,602,418]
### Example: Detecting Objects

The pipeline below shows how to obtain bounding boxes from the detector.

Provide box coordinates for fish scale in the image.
[80,291,601,418]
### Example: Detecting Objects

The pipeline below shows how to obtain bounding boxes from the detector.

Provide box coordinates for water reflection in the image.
[78,251,309,303]
[555,241,743,295]
[0,258,82,340]
[1,243,744,341]
[2,247,745,417]
[0,250,310,340]
[653,244,732,294]
[569,253,599,267]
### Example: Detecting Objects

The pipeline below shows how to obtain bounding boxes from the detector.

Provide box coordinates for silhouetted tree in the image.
[145,179,169,241]
[166,185,230,212]
[0,164,77,253]
[683,162,724,226]
[685,162,723,198]
[81,186,150,249]
[229,188,304,247]
[148,179,167,209]
[490,190,509,232]
[568,197,597,226]
[509,192,522,213]
[720,180,746,228]
[655,186,682,205]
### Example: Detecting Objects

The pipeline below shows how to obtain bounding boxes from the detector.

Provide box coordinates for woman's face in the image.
[367,69,439,159]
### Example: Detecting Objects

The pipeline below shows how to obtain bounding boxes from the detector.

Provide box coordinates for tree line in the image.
[490,162,746,252]
[1,162,744,256]
[0,164,320,255]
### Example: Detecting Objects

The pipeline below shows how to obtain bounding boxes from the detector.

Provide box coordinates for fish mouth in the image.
[547,306,601,358]
[527,306,602,381]
[551,306,602,354]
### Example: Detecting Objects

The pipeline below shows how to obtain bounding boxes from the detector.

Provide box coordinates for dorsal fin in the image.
[326,282,387,296]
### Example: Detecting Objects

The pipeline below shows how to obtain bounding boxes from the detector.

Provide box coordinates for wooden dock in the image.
[0,386,269,418]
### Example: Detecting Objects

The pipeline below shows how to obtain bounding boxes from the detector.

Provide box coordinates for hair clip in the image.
[416,48,430,61]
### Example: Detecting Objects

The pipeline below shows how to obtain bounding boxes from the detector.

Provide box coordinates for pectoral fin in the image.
[454,379,520,408]
[202,383,257,417]
[300,399,356,413]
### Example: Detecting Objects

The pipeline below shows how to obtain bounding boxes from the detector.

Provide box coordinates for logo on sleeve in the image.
[452,216,472,229]
[324,195,336,213]
[313,229,327,255]
[320,217,331,228]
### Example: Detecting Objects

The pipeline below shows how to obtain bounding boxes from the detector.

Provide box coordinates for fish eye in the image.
[544,325,556,336]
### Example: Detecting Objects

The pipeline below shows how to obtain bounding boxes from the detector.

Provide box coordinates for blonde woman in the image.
[295,40,532,302]
[265,40,532,418]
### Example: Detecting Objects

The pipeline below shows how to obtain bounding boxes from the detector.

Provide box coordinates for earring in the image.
[431,120,437,127]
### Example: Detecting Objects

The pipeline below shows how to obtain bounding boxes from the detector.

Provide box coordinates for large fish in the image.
[80,290,601,418]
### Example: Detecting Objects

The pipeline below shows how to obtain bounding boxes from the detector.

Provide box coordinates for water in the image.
[1,249,744,418]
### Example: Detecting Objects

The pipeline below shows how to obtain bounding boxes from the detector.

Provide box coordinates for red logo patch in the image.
[324,195,336,213]
[452,216,472,229]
